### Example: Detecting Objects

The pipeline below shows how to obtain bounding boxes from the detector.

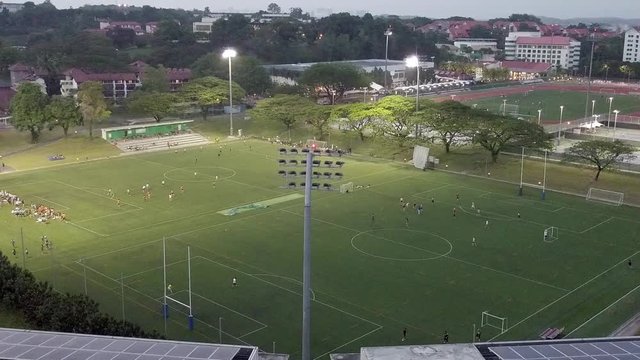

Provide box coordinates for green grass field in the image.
[463,90,640,122]
[1,139,640,358]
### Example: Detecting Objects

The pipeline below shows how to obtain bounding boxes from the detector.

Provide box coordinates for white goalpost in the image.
[499,103,519,116]
[586,188,624,206]
[543,227,559,242]
[481,311,508,334]
[339,182,354,193]
[518,147,548,200]
[162,237,195,331]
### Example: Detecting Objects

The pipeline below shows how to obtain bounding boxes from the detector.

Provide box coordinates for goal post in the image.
[339,182,354,194]
[481,311,508,334]
[518,147,548,200]
[543,227,558,242]
[499,103,519,116]
[586,188,624,206]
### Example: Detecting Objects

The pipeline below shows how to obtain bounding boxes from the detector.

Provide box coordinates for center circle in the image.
[351,228,453,261]
[164,166,236,183]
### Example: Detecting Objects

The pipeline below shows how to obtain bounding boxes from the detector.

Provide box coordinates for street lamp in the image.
[222,48,237,137]
[502,99,507,116]
[591,99,596,117]
[405,55,420,110]
[607,97,614,128]
[613,110,620,140]
[557,105,564,146]
[537,109,542,125]
[384,27,393,89]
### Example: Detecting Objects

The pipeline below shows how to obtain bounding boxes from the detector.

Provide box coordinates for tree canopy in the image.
[299,63,369,104]
[249,95,307,139]
[418,100,475,153]
[179,76,245,120]
[473,114,551,162]
[127,92,175,122]
[46,96,82,137]
[563,140,636,181]
[9,83,49,143]
[77,81,111,139]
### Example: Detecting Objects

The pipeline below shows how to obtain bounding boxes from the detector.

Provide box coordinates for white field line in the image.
[312,326,383,360]
[411,184,452,198]
[580,217,615,234]
[489,251,640,341]
[66,221,107,237]
[566,281,640,337]
[552,207,565,213]
[31,195,71,210]
[192,292,268,335]
[251,273,316,300]
[76,208,143,224]
[54,179,142,210]
[281,209,569,293]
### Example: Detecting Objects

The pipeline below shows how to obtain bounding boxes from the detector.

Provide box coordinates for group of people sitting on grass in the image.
[1,191,67,222]
[0,190,22,206]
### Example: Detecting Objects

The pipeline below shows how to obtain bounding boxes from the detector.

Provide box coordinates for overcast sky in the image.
[52,0,640,19]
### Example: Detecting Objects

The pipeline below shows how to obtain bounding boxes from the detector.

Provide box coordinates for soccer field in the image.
[1,139,640,358]
[463,90,640,122]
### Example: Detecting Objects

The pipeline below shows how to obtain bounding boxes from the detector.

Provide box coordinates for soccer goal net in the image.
[499,103,519,116]
[340,182,354,194]
[481,311,508,334]
[306,139,328,150]
[586,188,624,206]
[543,227,558,242]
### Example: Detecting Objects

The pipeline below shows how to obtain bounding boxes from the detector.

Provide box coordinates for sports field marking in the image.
[53,180,142,210]
[30,195,71,210]
[75,208,143,223]
[566,281,640,337]
[580,217,615,234]
[217,193,303,216]
[67,221,107,237]
[191,292,268,338]
[489,250,640,341]
[281,209,568,292]
[251,273,316,300]
[350,229,453,261]
[411,184,453,197]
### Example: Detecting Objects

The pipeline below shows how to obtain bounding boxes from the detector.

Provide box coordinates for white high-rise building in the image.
[505,32,580,70]
[623,28,640,63]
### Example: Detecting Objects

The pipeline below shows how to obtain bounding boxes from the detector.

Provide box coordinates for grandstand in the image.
[114,132,210,153]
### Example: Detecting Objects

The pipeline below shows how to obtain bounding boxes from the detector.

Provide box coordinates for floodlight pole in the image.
[537,109,542,125]
[607,97,614,128]
[162,237,168,320]
[583,38,595,122]
[384,27,392,89]
[557,105,564,146]
[542,150,547,200]
[613,110,620,141]
[301,151,313,360]
[188,246,194,331]
[518,147,524,196]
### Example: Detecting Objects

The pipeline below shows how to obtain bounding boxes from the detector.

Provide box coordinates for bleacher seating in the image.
[114,133,210,153]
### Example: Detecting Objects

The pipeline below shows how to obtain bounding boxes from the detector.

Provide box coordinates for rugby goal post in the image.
[481,311,508,334]
[340,182,354,194]
[586,188,624,206]
[499,103,519,116]
[543,227,558,242]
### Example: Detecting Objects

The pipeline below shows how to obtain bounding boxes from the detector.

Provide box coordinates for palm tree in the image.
[620,65,633,82]
[601,63,610,81]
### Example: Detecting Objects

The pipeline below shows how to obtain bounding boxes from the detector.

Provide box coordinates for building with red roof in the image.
[505,32,580,70]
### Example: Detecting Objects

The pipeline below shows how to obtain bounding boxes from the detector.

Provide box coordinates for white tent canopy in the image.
[580,121,604,129]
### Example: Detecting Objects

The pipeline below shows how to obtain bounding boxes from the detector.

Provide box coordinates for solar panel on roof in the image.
[166,344,194,357]
[88,351,118,360]
[189,345,217,358]
[21,334,50,346]
[112,352,140,360]
[83,338,114,351]
[18,346,53,360]
[490,340,640,360]
[145,342,175,355]
[65,349,100,360]
[123,341,154,354]
[41,335,75,347]
[210,346,238,359]
[44,348,76,360]
[103,339,135,352]
[0,345,32,358]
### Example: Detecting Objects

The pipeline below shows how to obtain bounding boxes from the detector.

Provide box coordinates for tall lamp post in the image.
[607,97,614,128]
[502,99,507,116]
[537,109,542,125]
[384,27,393,89]
[222,48,237,137]
[406,55,420,138]
[557,105,564,146]
[591,99,596,117]
[613,110,620,140]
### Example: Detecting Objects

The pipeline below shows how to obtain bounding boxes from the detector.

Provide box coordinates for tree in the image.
[249,95,304,139]
[474,114,551,162]
[267,3,281,13]
[106,27,136,49]
[303,103,333,139]
[127,92,175,122]
[289,7,303,18]
[299,63,370,104]
[373,95,416,144]
[332,103,387,141]
[77,81,110,139]
[141,65,169,92]
[46,96,82,137]
[179,76,244,120]
[9,83,49,143]
[419,101,473,153]
[563,140,636,181]
[601,63,610,80]
[620,64,634,82]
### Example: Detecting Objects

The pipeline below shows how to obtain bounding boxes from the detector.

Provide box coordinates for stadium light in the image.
[537,109,542,125]
[222,48,237,137]
[502,99,507,116]
[277,144,347,360]
[384,27,393,89]
[613,110,620,141]
[591,99,596,116]
[557,105,564,146]
[405,55,420,138]
[607,97,614,129]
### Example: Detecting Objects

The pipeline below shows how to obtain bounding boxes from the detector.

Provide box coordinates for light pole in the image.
[607,97,614,128]
[406,55,420,138]
[537,109,542,125]
[557,105,564,146]
[591,99,596,117]
[384,27,392,89]
[613,110,620,140]
[222,48,237,137]
[502,99,507,116]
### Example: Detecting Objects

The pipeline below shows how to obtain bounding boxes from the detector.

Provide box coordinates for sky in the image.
[53,0,640,19]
